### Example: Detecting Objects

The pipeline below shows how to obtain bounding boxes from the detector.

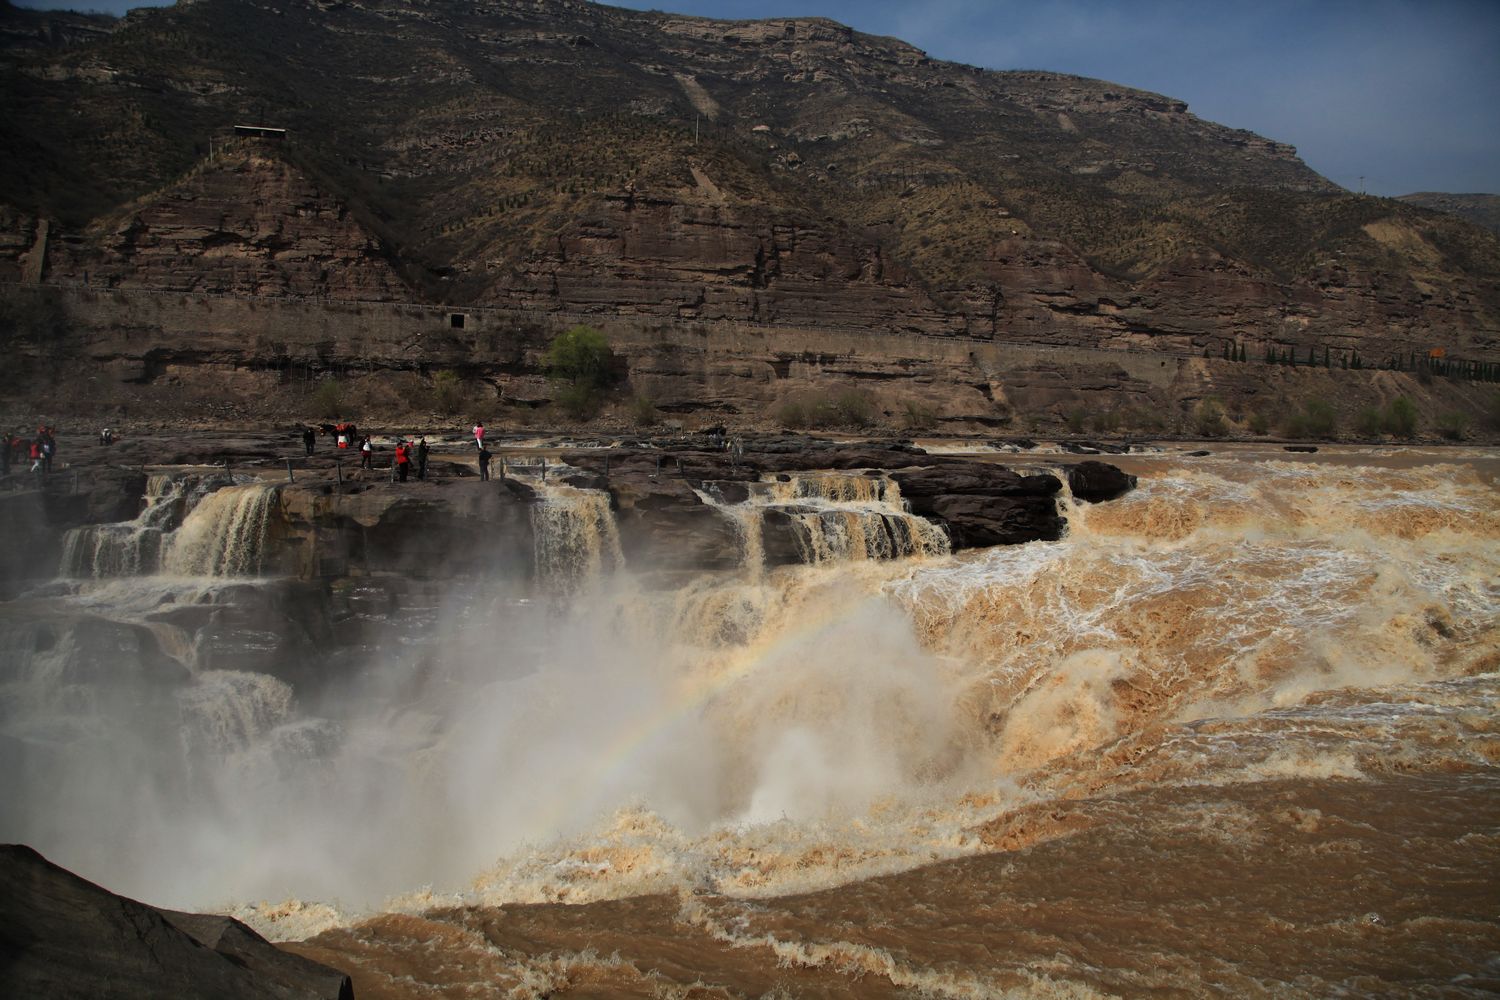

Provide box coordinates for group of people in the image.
[297,420,506,482]
[311,428,428,482]
[390,436,430,481]
[2,425,58,477]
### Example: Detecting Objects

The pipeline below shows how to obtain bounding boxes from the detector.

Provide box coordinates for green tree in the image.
[546,325,616,419]
[546,325,614,389]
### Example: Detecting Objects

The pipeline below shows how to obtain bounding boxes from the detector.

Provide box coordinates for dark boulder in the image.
[1066,461,1138,503]
[0,844,353,1000]
[920,493,1066,548]
[608,474,742,572]
[891,463,1065,550]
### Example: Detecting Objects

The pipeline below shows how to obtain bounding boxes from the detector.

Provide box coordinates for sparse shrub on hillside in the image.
[1247,410,1272,436]
[311,377,344,418]
[901,398,938,431]
[775,398,813,430]
[1355,397,1418,438]
[1435,411,1469,440]
[1064,408,1089,435]
[629,393,659,427]
[1387,396,1418,438]
[1355,406,1386,438]
[430,369,464,415]
[554,383,601,421]
[1191,399,1228,438]
[1282,399,1337,439]
[830,389,875,428]
[774,389,877,429]
[1090,409,1122,435]
[1121,405,1170,435]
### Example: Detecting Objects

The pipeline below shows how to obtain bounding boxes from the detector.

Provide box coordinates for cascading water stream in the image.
[529,482,625,592]
[698,472,950,573]
[161,482,279,577]
[60,474,185,578]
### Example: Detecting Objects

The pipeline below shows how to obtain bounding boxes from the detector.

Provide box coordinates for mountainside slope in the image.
[0,0,1497,367]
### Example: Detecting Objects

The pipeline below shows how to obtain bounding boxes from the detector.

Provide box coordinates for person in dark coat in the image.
[416,437,429,480]
[477,447,491,482]
[302,427,316,455]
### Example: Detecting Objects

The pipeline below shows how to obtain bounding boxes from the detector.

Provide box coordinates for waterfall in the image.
[531,484,624,592]
[162,483,279,577]
[61,474,188,578]
[701,473,949,571]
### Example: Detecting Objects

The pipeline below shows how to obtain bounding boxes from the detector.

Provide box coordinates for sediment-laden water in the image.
[3,448,1497,997]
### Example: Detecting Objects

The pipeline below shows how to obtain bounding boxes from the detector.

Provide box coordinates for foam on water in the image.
[3,452,1498,969]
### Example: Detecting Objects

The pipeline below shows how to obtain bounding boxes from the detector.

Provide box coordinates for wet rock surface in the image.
[1066,460,1140,503]
[0,844,353,1000]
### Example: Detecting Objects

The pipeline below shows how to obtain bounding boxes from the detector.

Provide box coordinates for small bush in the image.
[1064,408,1089,434]
[775,390,875,430]
[629,393,659,427]
[1192,399,1228,438]
[1090,409,1122,435]
[1247,411,1271,436]
[311,378,344,418]
[1122,406,1170,435]
[830,389,875,428]
[775,399,812,429]
[554,382,600,420]
[1387,396,1418,438]
[1355,397,1418,438]
[1435,411,1468,440]
[1282,399,1337,439]
[901,398,938,431]
[431,370,464,415]
[1355,406,1386,437]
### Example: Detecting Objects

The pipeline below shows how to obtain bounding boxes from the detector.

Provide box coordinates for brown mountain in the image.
[0,0,1497,434]
[1398,193,1500,238]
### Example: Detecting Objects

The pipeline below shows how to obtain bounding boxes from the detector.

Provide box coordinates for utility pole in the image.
[1358,175,1365,195]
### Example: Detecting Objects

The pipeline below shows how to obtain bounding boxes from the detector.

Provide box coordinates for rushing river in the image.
[3,447,1497,997]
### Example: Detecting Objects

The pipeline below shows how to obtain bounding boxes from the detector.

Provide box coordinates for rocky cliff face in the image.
[41,150,408,300]
[0,0,1496,415]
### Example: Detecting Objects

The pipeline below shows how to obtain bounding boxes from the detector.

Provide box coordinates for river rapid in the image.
[3,445,1497,997]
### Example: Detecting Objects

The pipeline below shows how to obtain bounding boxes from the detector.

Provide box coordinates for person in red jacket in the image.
[394,440,410,482]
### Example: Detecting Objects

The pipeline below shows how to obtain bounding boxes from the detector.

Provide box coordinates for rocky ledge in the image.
[4,431,1136,591]
[0,844,352,1000]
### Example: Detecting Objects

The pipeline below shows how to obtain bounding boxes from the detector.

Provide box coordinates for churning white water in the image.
[2,449,1497,995]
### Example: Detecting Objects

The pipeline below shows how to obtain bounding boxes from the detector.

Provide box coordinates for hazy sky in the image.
[16,0,1500,195]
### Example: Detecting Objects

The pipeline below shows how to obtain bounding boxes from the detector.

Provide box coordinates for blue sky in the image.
[17,0,1500,195]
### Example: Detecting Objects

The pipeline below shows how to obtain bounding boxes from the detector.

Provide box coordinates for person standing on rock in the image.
[416,437,429,480]
[472,420,485,450]
[302,427,316,456]
[39,426,55,473]
[395,439,411,482]
[360,435,374,470]
[477,446,492,482]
